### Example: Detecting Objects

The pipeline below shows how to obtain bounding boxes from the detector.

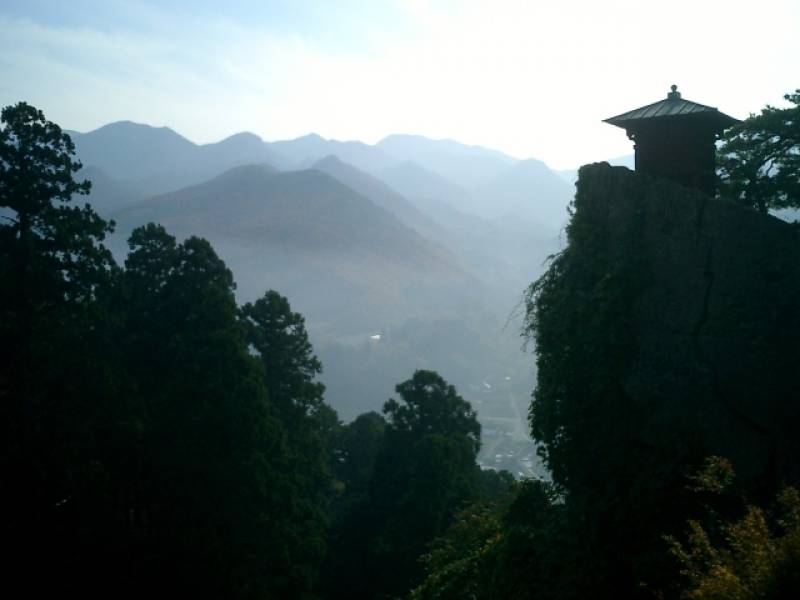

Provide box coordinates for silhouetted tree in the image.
[383,369,481,455]
[334,411,386,506]
[718,89,800,213]
[331,370,482,599]
[120,225,292,597]
[0,101,118,594]
[240,290,338,592]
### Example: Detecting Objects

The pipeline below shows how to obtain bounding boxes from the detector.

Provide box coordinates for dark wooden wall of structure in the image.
[629,117,719,196]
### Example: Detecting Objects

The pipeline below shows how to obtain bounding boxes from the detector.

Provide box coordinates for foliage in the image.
[0,101,119,595]
[333,411,387,505]
[241,290,325,419]
[667,461,800,599]
[718,90,800,213]
[687,456,737,495]
[321,370,483,599]
[240,290,338,591]
[0,102,343,599]
[121,225,287,597]
[519,166,729,598]
[384,369,481,456]
[0,102,114,307]
[519,157,800,597]
[522,168,648,491]
[410,500,505,600]
[411,478,564,600]
[374,371,482,588]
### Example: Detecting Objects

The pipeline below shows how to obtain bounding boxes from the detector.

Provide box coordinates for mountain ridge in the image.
[67,119,579,219]
[109,163,481,335]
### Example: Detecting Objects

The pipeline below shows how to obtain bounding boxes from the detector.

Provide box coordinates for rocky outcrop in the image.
[577,162,800,483]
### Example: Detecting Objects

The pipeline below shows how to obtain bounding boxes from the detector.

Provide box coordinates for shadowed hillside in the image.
[380,160,476,221]
[311,155,446,241]
[111,164,482,336]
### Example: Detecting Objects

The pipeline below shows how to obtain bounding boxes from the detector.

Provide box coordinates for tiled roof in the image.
[604,86,739,129]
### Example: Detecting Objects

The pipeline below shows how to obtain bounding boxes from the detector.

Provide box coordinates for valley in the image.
[70,121,575,473]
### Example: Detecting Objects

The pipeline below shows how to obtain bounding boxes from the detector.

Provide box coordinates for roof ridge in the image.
[604,96,733,127]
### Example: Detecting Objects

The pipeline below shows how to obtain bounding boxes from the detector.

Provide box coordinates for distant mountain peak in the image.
[294,132,325,142]
[218,131,264,143]
[90,120,185,137]
[377,133,518,162]
[313,154,346,167]
[511,158,551,172]
[212,162,279,182]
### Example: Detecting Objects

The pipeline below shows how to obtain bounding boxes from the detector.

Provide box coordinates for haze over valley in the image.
[70,120,578,475]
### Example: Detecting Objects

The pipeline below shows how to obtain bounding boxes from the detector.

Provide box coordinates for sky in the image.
[1,0,798,170]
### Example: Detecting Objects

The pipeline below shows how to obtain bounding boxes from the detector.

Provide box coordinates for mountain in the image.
[71,122,574,230]
[111,164,479,335]
[67,122,568,441]
[377,161,560,315]
[376,136,573,227]
[305,155,561,333]
[202,131,279,169]
[69,122,285,195]
[377,134,517,192]
[311,155,446,241]
[79,165,145,214]
[269,133,397,175]
[472,158,574,229]
[379,160,476,223]
[69,121,198,181]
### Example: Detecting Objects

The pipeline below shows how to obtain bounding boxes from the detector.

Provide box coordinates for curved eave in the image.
[604,109,740,132]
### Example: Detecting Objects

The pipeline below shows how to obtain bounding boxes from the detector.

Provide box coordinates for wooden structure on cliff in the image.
[604,85,739,196]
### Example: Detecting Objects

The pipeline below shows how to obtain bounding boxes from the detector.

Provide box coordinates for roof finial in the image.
[668,84,681,100]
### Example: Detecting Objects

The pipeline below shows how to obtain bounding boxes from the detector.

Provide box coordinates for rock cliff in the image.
[572,162,800,484]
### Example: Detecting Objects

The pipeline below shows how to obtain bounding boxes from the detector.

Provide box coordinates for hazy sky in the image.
[1,0,797,169]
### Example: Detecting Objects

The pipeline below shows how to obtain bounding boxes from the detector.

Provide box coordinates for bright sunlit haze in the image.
[1,0,798,169]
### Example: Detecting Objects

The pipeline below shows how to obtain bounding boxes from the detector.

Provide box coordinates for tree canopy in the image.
[718,89,800,213]
[0,102,344,599]
[1,102,119,596]
[384,369,481,455]
[320,370,486,599]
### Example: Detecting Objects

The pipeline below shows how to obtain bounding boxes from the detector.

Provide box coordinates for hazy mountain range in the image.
[69,121,577,225]
[68,120,589,426]
[69,121,576,318]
